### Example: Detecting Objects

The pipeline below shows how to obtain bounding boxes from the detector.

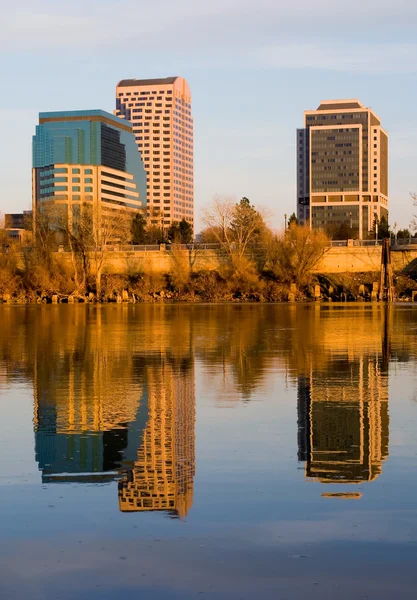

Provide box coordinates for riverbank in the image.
[1,271,417,304]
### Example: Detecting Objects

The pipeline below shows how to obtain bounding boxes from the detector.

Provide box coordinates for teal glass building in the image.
[32,109,147,219]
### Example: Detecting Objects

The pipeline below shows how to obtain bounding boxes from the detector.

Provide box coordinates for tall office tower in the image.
[297,99,388,239]
[32,110,147,232]
[115,77,194,231]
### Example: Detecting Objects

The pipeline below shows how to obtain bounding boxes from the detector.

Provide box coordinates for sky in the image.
[0,0,416,233]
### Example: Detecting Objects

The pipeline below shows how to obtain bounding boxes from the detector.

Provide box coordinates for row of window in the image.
[120,90,173,96]
[40,167,93,177]
[130,101,172,107]
[136,134,171,140]
[316,180,359,185]
[306,113,367,121]
[132,108,171,114]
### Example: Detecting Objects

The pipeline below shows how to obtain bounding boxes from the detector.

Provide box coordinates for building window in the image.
[72,186,80,192]
[85,187,93,192]
[72,168,80,174]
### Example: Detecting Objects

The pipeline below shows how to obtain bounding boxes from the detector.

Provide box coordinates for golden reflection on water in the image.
[0,304,415,508]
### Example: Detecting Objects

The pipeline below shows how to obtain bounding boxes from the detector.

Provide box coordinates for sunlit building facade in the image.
[115,77,194,231]
[297,99,388,239]
[32,110,147,232]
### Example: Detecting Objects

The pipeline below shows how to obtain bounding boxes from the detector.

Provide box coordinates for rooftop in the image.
[316,99,366,111]
[38,109,132,130]
[117,77,178,87]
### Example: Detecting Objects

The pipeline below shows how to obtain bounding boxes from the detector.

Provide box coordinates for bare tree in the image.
[0,224,20,297]
[44,203,90,294]
[202,195,266,263]
[34,202,134,296]
[168,244,191,292]
[90,208,132,294]
[271,224,329,286]
[22,207,72,297]
[410,193,417,232]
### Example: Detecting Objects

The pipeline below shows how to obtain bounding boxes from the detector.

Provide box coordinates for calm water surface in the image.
[1,304,417,599]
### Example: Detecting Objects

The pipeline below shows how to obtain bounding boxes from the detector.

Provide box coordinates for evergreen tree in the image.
[288,213,298,227]
[179,219,193,243]
[131,213,147,244]
[167,221,180,242]
[378,215,390,239]
[167,219,193,243]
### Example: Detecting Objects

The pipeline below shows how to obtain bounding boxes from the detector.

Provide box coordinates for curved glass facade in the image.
[32,110,147,212]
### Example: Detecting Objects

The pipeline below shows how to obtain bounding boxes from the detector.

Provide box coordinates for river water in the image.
[0,304,417,599]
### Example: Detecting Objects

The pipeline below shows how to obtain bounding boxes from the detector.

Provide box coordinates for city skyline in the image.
[1,2,417,233]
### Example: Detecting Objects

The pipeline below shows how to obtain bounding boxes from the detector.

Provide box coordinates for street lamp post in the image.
[284,213,287,230]
[374,212,378,245]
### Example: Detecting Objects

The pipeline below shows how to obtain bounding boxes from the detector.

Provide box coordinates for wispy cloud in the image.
[1,0,416,55]
[258,42,417,73]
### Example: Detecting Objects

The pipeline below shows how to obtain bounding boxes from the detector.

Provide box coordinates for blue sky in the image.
[0,0,416,232]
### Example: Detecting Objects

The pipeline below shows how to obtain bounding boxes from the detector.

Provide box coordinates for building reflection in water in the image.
[33,310,147,484]
[1,304,403,507]
[297,307,390,491]
[30,307,195,518]
[118,355,195,518]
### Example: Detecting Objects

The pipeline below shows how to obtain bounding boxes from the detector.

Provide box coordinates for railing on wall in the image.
[329,239,417,248]
[54,239,417,253]
[57,243,229,253]
[391,238,417,247]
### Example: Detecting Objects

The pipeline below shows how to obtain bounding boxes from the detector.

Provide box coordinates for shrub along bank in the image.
[1,267,417,304]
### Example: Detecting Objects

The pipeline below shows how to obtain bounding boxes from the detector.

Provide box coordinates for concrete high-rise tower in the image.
[297,99,388,239]
[115,77,194,232]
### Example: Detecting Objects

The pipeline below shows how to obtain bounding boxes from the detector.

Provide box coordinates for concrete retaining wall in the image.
[50,246,417,276]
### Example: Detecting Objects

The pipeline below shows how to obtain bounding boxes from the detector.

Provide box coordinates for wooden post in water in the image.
[379,239,394,302]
